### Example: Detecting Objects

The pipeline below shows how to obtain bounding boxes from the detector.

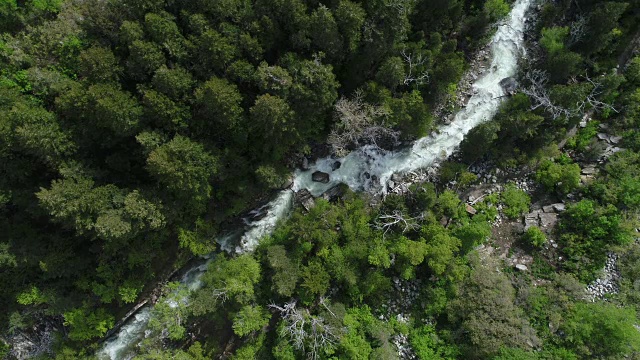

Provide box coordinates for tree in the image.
[126,40,165,79]
[279,54,339,135]
[410,325,458,360]
[501,184,530,219]
[63,306,114,342]
[233,305,270,337]
[270,299,342,360]
[144,12,186,60]
[147,283,191,341]
[151,65,194,100]
[7,102,76,166]
[194,76,245,140]
[309,5,342,61]
[459,121,500,163]
[191,254,261,316]
[423,227,461,276]
[483,0,509,22]
[558,199,632,281]
[327,92,397,156]
[627,56,640,85]
[300,260,330,298]
[140,87,190,130]
[146,135,218,213]
[78,46,122,82]
[249,94,297,161]
[266,245,299,297]
[562,302,640,358]
[177,218,216,256]
[193,29,238,76]
[435,190,463,219]
[449,255,540,358]
[334,0,366,53]
[387,90,433,138]
[576,2,627,56]
[523,226,546,247]
[376,57,405,89]
[535,159,580,195]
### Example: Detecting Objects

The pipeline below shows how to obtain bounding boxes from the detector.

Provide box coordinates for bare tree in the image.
[328,91,399,156]
[569,15,588,45]
[374,210,422,236]
[521,69,617,119]
[401,49,429,86]
[269,300,342,360]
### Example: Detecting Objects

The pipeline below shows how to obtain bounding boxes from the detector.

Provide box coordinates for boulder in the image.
[280,175,294,189]
[515,264,528,271]
[322,185,345,201]
[301,157,310,170]
[552,203,566,212]
[499,77,518,95]
[609,136,623,144]
[331,161,341,171]
[311,171,330,183]
[465,204,477,215]
[581,166,598,175]
[296,189,315,211]
[538,212,558,229]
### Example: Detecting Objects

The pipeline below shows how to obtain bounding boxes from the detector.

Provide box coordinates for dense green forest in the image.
[1,0,640,358]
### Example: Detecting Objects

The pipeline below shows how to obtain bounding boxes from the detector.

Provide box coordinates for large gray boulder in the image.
[499,77,518,95]
[312,171,330,183]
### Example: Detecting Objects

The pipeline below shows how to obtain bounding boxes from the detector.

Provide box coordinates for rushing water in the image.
[98,0,530,357]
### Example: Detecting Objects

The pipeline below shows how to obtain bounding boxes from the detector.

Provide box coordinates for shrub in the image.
[535,159,581,194]
[524,226,546,247]
[501,184,530,219]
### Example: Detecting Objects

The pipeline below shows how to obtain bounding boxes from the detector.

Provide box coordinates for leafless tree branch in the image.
[328,91,399,156]
[269,300,341,360]
[401,49,429,86]
[569,15,588,45]
[520,70,617,119]
[374,210,421,236]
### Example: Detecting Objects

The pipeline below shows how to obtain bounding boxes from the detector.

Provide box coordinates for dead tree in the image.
[374,210,422,236]
[269,300,342,360]
[328,91,399,156]
[401,49,429,86]
[521,70,617,119]
[569,15,588,45]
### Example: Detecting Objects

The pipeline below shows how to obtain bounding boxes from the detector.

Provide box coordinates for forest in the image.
[1,0,640,358]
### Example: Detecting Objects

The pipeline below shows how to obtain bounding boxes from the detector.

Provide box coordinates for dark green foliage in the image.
[449,255,540,359]
[558,199,632,281]
[535,158,581,194]
[146,135,218,214]
[459,121,499,163]
[2,0,639,357]
[561,302,640,358]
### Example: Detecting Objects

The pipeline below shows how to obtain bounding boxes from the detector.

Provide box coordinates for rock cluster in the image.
[524,207,561,231]
[380,277,422,322]
[587,253,621,300]
[8,319,56,359]
[386,166,439,195]
[392,332,417,360]
[295,189,315,211]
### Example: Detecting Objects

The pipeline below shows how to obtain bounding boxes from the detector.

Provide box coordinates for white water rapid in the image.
[99,0,530,357]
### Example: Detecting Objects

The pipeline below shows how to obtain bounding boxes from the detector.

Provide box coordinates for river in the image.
[98,0,531,357]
